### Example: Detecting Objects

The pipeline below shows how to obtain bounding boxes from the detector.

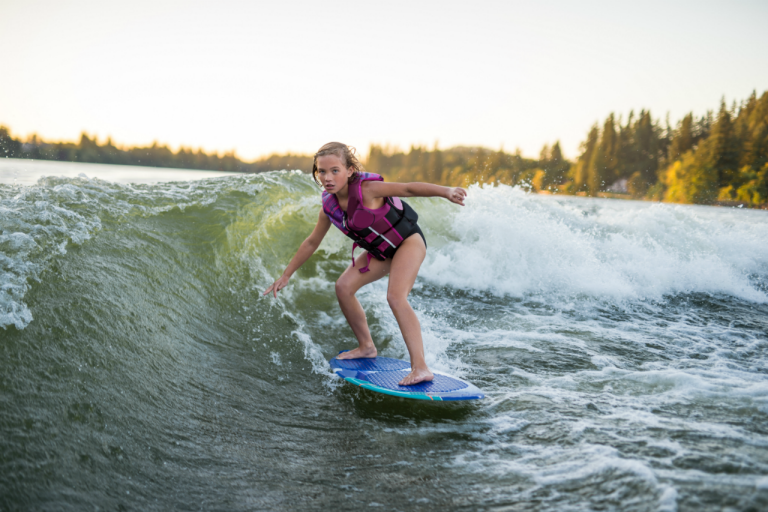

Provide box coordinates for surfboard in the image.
[329,353,484,401]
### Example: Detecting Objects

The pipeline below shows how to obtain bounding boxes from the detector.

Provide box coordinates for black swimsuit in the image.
[409,224,427,249]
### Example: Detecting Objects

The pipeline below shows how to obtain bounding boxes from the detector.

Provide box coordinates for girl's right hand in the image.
[263,275,290,298]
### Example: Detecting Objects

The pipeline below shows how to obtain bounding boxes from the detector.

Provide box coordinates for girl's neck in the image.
[334,183,350,201]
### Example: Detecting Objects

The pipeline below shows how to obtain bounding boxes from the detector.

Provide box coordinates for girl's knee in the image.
[336,278,354,298]
[387,292,409,311]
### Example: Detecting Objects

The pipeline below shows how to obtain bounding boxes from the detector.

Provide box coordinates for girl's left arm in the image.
[367,181,467,206]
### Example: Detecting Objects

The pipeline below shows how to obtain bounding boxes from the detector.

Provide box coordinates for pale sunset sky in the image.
[1,0,767,160]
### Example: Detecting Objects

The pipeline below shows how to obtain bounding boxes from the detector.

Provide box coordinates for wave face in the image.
[2,166,768,511]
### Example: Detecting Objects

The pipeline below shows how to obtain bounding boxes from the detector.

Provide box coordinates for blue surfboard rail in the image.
[329,354,484,401]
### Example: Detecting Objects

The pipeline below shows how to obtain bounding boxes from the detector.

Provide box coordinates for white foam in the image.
[420,184,768,303]
[0,182,102,329]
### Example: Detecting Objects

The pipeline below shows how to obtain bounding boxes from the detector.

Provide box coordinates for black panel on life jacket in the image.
[345,199,419,260]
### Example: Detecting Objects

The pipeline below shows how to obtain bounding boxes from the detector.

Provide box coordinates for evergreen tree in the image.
[573,124,599,192]
[488,147,508,185]
[734,91,757,160]
[366,144,385,175]
[587,142,606,195]
[600,113,618,183]
[405,145,424,181]
[532,144,550,191]
[77,133,101,163]
[701,98,740,189]
[635,110,659,179]
[740,91,768,172]
[627,110,661,197]
[668,113,694,161]
[471,147,487,183]
[539,144,550,166]
[548,141,569,187]
[584,113,619,193]
[0,126,22,157]
[614,113,634,181]
[427,143,444,183]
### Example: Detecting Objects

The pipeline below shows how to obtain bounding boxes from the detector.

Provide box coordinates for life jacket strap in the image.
[351,242,374,273]
[360,253,374,273]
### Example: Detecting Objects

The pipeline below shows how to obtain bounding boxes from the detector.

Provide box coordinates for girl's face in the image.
[316,154,354,194]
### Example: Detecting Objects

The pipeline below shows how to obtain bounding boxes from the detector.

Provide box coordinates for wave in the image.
[421,184,768,303]
[2,172,767,333]
[3,168,768,510]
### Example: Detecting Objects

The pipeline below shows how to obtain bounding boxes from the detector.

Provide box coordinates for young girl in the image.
[264,142,466,385]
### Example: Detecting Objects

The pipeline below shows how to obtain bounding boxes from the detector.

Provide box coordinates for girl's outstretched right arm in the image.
[263,209,331,298]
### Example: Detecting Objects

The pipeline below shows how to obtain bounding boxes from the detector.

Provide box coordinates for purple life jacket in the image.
[322,172,419,273]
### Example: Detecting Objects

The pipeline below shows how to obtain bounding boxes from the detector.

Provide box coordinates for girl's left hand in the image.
[446,187,467,206]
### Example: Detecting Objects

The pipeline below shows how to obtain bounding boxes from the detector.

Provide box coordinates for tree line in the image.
[0,130,313,175]
[365,142,566,193]
[2,89,766,206]
[364,90,767,207]
[569,90,768,206]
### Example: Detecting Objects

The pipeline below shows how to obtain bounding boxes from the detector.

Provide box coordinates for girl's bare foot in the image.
[336,346,377,359]
[399,367,433,386]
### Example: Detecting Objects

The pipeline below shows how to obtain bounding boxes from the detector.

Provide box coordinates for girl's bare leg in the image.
[386,235,431,385]
[335,252,391,359]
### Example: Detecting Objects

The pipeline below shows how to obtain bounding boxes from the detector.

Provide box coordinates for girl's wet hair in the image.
[312,142,365,186]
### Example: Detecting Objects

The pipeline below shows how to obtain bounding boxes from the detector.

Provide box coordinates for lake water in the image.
[1,158,767,511]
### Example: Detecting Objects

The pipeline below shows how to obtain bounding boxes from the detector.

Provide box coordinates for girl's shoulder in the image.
[356,172,384,183]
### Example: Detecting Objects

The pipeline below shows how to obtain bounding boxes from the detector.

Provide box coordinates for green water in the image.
[1,162,768,510]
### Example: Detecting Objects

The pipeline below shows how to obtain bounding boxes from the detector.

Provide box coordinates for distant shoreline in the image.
[2,157,762,212]
[2,89,766,208]
[0,157,240,186]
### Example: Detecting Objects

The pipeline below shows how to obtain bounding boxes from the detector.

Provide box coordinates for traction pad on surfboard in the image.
[331,356,411,372]
[329,354,484,401]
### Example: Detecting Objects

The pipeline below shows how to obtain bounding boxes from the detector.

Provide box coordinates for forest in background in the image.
[2,89,766,207]
[368,90,768,207]
[0,130,313,175]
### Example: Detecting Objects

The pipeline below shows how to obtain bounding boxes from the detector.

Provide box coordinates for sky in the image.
[1,0,767,160]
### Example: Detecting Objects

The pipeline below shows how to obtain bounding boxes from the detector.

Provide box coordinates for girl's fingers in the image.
[264,281,281,297]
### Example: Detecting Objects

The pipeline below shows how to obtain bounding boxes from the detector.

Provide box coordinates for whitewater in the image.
[1,158,767,511]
